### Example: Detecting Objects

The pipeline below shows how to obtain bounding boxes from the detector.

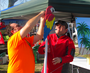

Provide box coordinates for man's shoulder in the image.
[65,35,71,39]
[8,31,21,42]
[65,35,73,41]
[49,33,56,36]
[47,33,56,39]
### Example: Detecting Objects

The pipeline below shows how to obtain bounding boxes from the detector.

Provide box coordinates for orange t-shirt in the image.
[7,31,35,73]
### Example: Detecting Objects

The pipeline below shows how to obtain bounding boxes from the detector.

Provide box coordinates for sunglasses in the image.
[11,24,21,34]
[16,24,20,27]
[11,24,20,30]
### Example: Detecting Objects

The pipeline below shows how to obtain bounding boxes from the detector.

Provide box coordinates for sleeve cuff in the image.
[60,57,62,63]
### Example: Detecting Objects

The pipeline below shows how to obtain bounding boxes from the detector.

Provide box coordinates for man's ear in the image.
[65,29,68,33]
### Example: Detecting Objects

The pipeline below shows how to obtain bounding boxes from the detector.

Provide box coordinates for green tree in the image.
[86,43,90,54]
[77,22,90,37]
[80,36,90,54]
[77,22,90,54]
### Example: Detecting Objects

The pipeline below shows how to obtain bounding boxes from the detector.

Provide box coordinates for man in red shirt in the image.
[38,20,75,73]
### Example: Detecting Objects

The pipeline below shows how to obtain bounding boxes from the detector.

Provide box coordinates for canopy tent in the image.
[1,0,90,23]
[0,0,48,20]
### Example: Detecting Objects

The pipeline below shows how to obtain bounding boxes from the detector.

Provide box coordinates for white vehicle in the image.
[68,23,78,43]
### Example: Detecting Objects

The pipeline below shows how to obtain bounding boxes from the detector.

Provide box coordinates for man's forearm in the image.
[33,17,44,44]
[36,18,44,39]
[20,11,45,38]
[25,13,41,30]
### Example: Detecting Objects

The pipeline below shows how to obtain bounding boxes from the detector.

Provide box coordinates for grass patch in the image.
[0,64,8,71]
[0,58,44,73]
[35,58,44,72]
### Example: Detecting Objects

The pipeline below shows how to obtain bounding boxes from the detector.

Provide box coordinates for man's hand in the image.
[52,57,61,65]
[44,45,50,53]
[39,11,45,25]
[33,11,45,44]
[39,11,45,17]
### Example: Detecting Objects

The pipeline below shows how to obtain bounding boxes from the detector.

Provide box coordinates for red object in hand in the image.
[0,32,5,44]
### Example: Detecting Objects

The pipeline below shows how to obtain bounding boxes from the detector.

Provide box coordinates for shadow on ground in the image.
[0,71,7,73]
[35,72,41,73]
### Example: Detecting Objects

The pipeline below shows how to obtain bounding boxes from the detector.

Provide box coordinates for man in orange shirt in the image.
[6,11,45,73]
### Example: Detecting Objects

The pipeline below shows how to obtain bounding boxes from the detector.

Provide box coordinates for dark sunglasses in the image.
[12,24,20,30]
[16,24,20,27]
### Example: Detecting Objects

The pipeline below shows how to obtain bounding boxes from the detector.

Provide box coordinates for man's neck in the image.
[56,34,65,38]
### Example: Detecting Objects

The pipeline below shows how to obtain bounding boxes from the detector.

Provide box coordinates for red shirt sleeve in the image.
[38,35,50,54]
[61,39,75,63]
[38,41,45,54]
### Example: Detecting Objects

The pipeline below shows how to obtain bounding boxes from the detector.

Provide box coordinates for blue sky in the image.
[0,0,31,10]
[14,0,30,5]
[75,17,90,48]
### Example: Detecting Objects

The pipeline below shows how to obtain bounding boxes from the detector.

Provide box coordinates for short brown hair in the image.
[55,20,68,29]
[5,24,13,37]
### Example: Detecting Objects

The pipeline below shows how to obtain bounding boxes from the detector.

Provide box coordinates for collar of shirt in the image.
[56,34,65,39]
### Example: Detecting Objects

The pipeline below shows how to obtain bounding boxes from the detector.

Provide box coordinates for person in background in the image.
[6,11,45,73]
[38,20,75,73]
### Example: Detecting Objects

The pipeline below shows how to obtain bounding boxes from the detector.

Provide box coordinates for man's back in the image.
[7,31,35,73]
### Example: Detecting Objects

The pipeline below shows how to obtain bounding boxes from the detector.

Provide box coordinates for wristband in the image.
[60,57,62,63]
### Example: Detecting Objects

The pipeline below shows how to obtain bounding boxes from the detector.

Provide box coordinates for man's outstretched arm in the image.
[33,16,45,44]
[20,11,45,39]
